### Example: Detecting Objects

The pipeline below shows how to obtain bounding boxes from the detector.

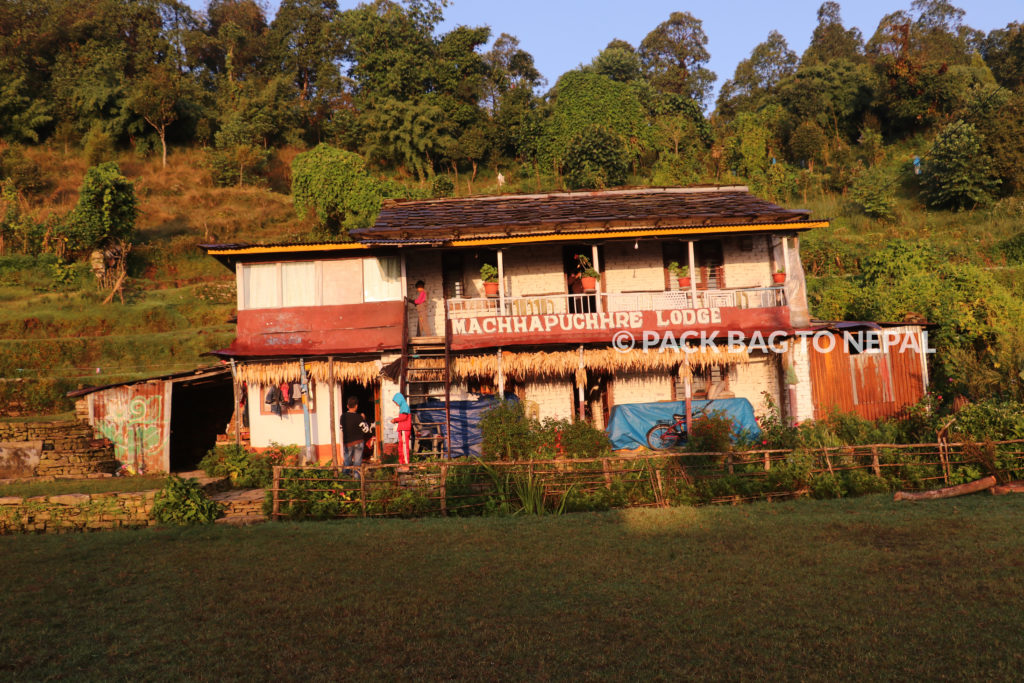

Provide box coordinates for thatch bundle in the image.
[236,359,382,386]
[452,346,749,383]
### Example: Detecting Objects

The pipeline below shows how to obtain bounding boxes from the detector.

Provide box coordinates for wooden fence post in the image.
[271,466,281,520]
[763,450,771,472]
[440,462,448,516]
[359,463,367,517]
[871,446,881,478]
[602,458,612,490]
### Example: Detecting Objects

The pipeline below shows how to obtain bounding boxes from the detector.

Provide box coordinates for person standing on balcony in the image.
[409,280,433,336]
[341,396,373,477]
[391,392,412,472]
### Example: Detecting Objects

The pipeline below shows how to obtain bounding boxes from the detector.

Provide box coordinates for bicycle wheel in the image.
[647,424,683,450]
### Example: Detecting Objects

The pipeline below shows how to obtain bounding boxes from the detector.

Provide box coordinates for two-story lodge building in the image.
[201,186,930,462]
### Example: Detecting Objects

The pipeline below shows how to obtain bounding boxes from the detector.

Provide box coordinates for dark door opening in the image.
[169,374,234,472]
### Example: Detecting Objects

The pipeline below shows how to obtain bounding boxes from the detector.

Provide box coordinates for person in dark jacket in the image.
[341,396,373,476]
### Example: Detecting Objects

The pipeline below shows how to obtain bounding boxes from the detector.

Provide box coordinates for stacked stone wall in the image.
[0,491,156,534]
[0,421,118,478]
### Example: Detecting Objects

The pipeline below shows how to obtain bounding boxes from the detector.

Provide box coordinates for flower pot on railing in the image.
[581,276,597,291]
[483,281,499,297]
[678,277,691,288]
[772,272,786,284]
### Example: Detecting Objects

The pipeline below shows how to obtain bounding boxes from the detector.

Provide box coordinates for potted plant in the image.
[576,254,600,291]
[668,261,690,288]
[772,268,786,284]
[480,263,499,297]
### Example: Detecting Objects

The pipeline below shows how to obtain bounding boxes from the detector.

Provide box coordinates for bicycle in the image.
[646,414,688,450]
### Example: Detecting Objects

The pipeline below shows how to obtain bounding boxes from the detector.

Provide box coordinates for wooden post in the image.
[359,463,367,516]
[764,450,771,472]
[497,346,505,398]
[229,358,241,449]
[271,465,281,519]
[871,446,881,478]
[781,235,789,278]
[687,240,698,305]
[497,248,505,314]
[591,243,602,312]
[328,356,339,470]
[654,468,667,507]
[440,462,448,516]
[602,458,612,490]
[684,372,693,443]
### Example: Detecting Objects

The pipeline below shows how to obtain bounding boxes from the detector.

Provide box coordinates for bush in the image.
[809,472,846,499]
[291,144,382,238]
[480,401,541,460]
[842,469,890,495]
[850,165,897,220]
[920,121,1001,210]
[688,410,736,453]
[152,476,223,525]
[0,146,48,196]
[950,400,1024,441]
[198,444,282,488]
[59,162,137,254]
[563,125,628,190]
[431,175,454,198]
[82,124,116,166]
[1002,231,1024,264]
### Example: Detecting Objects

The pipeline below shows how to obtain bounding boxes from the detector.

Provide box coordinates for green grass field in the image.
[2,495,1023,680]
[0,475,169,498]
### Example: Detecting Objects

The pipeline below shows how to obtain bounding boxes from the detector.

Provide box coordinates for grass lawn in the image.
[0,476,169,498]
[2,495,1023,680]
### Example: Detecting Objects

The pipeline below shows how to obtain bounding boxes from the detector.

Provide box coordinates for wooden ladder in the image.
[403,308,452,459]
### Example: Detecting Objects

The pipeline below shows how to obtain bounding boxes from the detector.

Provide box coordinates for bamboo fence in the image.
[269,440,1024,520]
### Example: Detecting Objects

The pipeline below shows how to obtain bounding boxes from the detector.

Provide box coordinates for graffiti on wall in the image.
[93,390,167,474]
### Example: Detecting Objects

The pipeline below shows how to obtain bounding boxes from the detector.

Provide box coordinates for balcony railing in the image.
[446,286,785,319]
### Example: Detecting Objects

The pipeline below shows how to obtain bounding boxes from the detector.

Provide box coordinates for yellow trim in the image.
[206,243,369,256]
[450,221,829,247]
[205,220,829,255]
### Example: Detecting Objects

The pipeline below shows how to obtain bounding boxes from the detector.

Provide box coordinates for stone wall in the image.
[0,421,118,478]
[0,490,156,534]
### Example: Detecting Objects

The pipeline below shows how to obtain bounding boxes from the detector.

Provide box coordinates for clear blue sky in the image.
[189,1,1021,101]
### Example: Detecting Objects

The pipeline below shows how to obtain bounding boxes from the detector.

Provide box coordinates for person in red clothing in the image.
[409,280,432,336]
[391,392,412,471]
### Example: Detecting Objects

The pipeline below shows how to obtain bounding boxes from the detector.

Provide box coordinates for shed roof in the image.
[352,185,814,241]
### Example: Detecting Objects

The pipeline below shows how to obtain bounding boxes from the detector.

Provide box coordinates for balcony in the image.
[445,287,790,351]
[447,286,786,319]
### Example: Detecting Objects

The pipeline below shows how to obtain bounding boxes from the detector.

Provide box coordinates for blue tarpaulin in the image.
[606,398,761,450]
[415,396,508,458]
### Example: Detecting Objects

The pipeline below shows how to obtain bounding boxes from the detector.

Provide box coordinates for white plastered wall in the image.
[722,236,774,289]
[612,372,673,406]
[602,241,665,293]
[522,379,574,421]
[247,381,339,450]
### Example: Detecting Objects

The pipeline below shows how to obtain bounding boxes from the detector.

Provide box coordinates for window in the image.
[363,256,402,302]
[322,259,363,305]
[242,263,279,309]
[281,262,316,307]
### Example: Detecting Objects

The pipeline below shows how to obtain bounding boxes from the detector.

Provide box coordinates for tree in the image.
[62,162,137,253]
[541,71,651,175]
[802,2,864,65]
[563,125,628,190]
[776,59,874,143]
[362,97,453,181]
[127,65,190,168]
[920,121,1000,210]
[483,33,543,109]
[0,76,52,143]
[638,11,716,105]
[291,144,382,238]
[981,22,1024,91]
[717,30,797,117]
[975,91,1024,195]
[589,40,643,83]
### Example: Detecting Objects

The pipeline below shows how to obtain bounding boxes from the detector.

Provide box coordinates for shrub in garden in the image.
[809,472,846,499]
[849,164,897,220]
[687,410,736,453]
[152,476,223,525]
[198,444,283,488]
[842,469,890,496]
[480,401,541,460]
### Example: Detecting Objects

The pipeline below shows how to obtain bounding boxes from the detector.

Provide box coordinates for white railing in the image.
[446,287,785,319]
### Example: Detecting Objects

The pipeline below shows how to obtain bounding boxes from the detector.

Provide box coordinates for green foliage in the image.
[291,144,382,239]
[479,263,498,283]
[563,125,628,190]
[556,419,613,458]
[542,71,651,172]
[199,444,282,488]
[431,174,454,198]
[479,400,540,460]
[920,121,1001,210]
[757,392,798,449]
[638,11,716,104]
[1003,232,1024,264]
[688,410,735,453]
[950,400,1024,441]
[809,472,846,499]
[82,125,116,166]
[0,147,48,196]
[850,164,897,219]
[60,162,137,254]
[152,476,224,526]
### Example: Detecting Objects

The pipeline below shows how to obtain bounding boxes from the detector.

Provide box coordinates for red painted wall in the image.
[229,301,405,357]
